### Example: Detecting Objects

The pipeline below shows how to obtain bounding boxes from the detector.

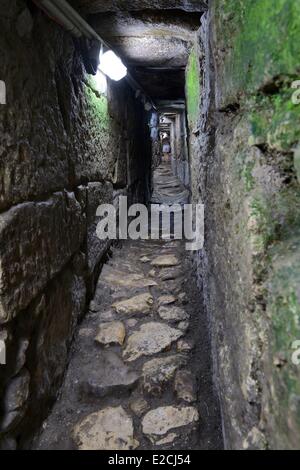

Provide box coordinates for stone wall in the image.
[171,111,190,187]
[0,0,151,449]
[187,0,300,449]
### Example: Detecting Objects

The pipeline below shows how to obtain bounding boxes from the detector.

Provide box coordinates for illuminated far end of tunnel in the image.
[99,50,127,82]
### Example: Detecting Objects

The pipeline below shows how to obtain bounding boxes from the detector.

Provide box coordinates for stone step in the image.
[78,350,139,400]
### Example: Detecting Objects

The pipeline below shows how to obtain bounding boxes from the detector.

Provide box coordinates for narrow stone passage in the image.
[151,161,190,205]
[1,0,300,452]
[34,161,222,450]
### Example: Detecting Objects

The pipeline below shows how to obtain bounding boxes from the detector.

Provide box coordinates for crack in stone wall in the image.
[187,0,300,450]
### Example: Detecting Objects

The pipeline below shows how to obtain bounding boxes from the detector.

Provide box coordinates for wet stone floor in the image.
[34,163,223,450]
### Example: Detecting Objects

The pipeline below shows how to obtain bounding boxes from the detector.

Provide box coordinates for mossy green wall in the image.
[186,47,201,128]
[85,77,110,132]
[215,0,300,448]
[189,0,300,449]
[213,0,300,107]
[249,87,300,152]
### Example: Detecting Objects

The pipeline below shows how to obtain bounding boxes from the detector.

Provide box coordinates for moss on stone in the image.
[186,47,201,127]
[249,185,300,251]
[294,145,300,183]
[249,196,275,255]
[248,86,300,151]
[242,162,256,192]
[213,0,300,103]
[247,186,300,443]
[208,0,300,448]
[266,232,300,436]
[84,78,109,132]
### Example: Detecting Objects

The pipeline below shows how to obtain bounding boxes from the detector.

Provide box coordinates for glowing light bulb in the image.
[99,50,127,81]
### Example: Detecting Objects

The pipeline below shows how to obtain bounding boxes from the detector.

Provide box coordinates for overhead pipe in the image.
[35,0,82,38]
[33,0,156,109]
[52,0,104,43]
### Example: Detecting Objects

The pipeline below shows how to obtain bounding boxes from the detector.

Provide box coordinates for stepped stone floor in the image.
[34,162,222,450]
[151,161,190,205]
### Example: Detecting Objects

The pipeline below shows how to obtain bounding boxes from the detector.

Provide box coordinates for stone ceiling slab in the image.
[104,36,190,67]
[73,0,207,14]
[70,1,203,100]
[90,11,201,41]
[90,11,201,68]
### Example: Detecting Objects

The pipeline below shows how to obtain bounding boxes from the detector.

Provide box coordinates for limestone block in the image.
[0,191,85,323]
[123,322,183,362]
[86,182,113,274]
[0,369,30,433]
[30,268,86,407]
[95,321,126,346]
[73,406,139,450]
[79,350,139,399]
[151,255,180,267]
[142,405,199,444]
[174,370,196,403]
[0,18,70,212]
[142,355,187,396]
[112,293,153,315]
[158,306,189,322]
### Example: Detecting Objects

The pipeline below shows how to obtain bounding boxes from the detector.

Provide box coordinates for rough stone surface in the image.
[73,407,139,450]
[78,328,94,338]
[0,436,17,450]
[103,36,191,68]
[91,10,200,42]
[14,339,29,375]
[75,0,207,13]
[186,0,300,449]
[177,339,194,353]
[0,192,85,323]
[178,292,188,304]
[112,293,153,315]
[85,182,114,274]
[123,322,183,362]
[177,321,189,332]
[95,321,126,346]
[0,369,30,433]
[159,268,182,281]
[79,350,139,399]
[158,295,177,306]
[28,268,86,422]
[0,1,152,446]
[142,406,199,443]
[3,370,30,413]
[16,8,33,38]
[102,267,157,288]
[96,310,116,322]
[33,190,223,451]
[151,255,180,267]
[130,398,150,417]
[158,305,189,322]
[156,433,178,446]
[0,21,68,211]
[126,318,138,328]
[142,355,186,395]
[174,370,196,403]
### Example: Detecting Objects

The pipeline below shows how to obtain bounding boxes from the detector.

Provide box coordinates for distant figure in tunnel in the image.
[162,135,171,162]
